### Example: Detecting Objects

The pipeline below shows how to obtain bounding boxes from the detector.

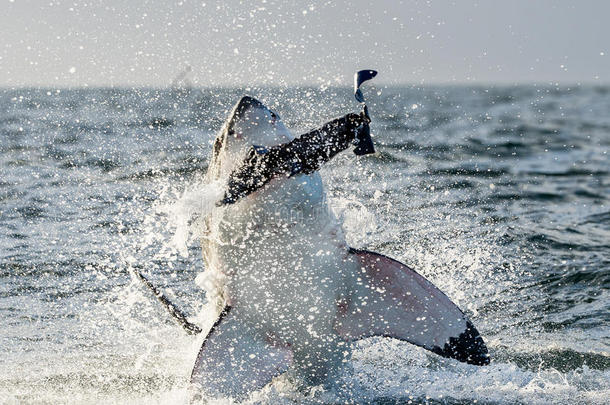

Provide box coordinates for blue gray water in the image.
[0,86,608,404]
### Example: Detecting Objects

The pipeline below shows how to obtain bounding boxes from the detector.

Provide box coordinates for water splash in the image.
[161,180,225,257]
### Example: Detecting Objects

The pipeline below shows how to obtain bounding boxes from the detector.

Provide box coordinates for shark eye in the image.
[270,111,279,120]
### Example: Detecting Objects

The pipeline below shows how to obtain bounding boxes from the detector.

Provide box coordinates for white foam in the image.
[161,180,225,257]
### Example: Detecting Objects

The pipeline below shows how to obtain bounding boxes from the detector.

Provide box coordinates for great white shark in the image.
[178,95,490,400]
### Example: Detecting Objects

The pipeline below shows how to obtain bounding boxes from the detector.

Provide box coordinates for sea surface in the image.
[0,85,608,404]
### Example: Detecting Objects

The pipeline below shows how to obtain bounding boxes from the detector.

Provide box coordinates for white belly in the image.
[202,172,356,346]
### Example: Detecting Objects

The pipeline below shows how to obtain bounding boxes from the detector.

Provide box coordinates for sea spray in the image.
[162,179,225,257]
[2,86,608,404]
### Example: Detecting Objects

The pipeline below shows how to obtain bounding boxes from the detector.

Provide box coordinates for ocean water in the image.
[0,85,608,404]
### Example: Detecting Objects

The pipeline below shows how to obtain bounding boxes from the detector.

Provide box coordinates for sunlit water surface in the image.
[1,86,608,404]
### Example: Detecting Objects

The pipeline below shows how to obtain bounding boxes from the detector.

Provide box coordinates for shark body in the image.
[190,96,489,400]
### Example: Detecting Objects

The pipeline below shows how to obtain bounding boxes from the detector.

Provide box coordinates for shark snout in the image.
[226,96,267,136]
[223,96,265,141]
[236,96,265,116]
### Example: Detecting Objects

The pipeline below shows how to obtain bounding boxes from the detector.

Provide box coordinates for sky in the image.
[1,0,609,87]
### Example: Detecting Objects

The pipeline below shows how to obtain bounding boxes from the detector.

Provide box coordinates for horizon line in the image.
[1,80,609,91]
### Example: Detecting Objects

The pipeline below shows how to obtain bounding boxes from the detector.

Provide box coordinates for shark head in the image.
[206,96,293,181]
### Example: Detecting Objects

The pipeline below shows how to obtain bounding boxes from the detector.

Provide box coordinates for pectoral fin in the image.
[190,306,294,400]
[336,248,490,366]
